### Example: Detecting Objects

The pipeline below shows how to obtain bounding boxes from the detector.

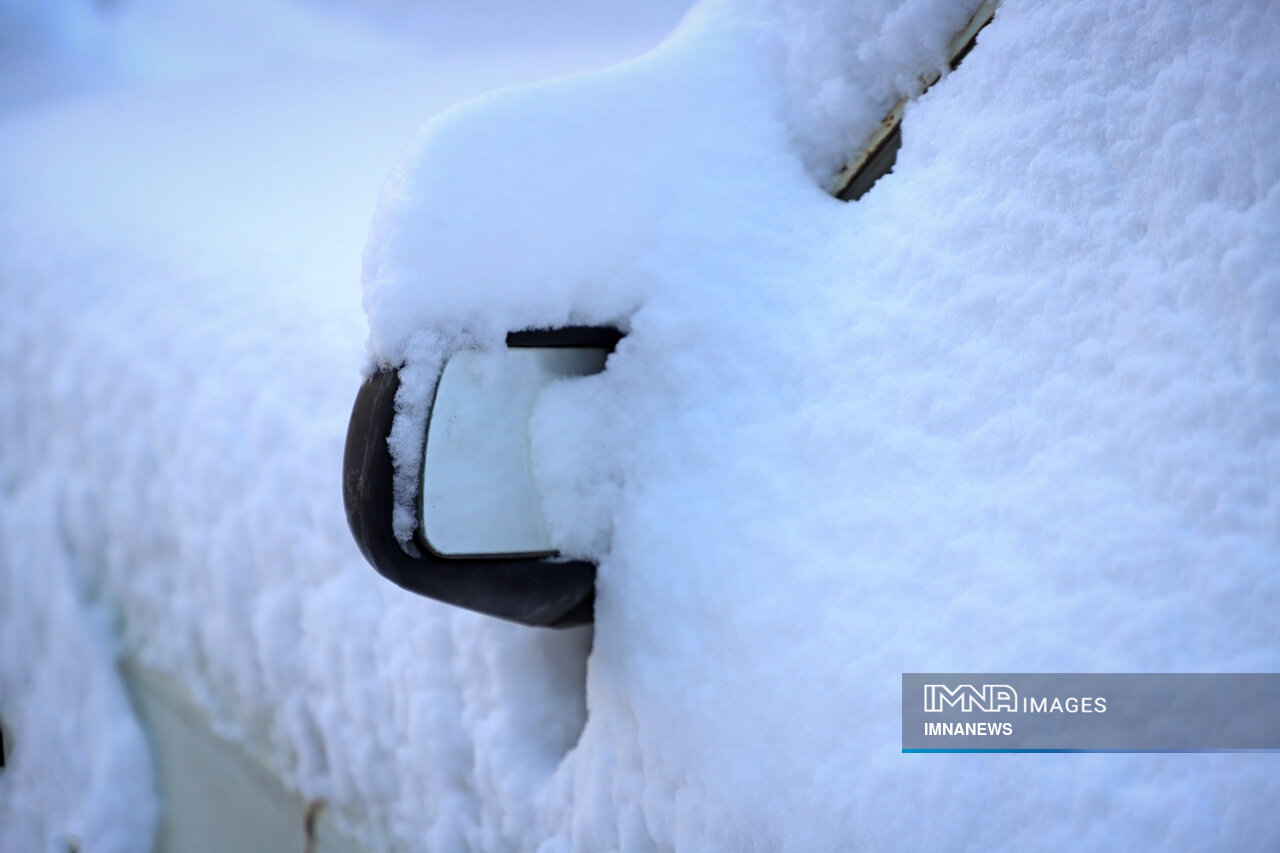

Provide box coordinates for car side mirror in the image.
[343,327,621,627]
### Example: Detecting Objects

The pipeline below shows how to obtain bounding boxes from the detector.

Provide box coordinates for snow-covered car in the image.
[4,0,1279,850]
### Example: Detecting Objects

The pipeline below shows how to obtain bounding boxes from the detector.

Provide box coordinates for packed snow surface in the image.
[4,0,1280,851]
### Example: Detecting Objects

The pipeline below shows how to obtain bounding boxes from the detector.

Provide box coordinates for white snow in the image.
[0,2,685,851]
[0,473,158,852]
[4,0,1280,851]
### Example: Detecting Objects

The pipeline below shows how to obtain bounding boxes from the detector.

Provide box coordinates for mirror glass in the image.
[420,346,608,557]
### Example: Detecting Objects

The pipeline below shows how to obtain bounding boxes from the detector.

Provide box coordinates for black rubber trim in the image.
[506,327,624,349]
[832,2,996,202]
[342,327,620,627]
[834,120,902,202]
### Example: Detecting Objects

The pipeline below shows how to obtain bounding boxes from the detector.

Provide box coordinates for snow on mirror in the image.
[420,347,608,557]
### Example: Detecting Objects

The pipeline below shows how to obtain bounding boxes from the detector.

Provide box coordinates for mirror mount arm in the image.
[342,368,595,628]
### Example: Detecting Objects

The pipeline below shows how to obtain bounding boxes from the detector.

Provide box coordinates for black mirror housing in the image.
[342,327,621,627]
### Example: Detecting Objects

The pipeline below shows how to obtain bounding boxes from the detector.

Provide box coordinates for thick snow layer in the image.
[365,0,1280,849]
[3,0,1279,851]
[0,2,686,851]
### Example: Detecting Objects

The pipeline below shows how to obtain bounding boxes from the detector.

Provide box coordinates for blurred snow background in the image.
[0,1,689,850]
[4,0,1280,851]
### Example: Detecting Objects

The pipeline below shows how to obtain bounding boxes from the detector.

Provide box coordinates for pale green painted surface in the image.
[122,663,368,853]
